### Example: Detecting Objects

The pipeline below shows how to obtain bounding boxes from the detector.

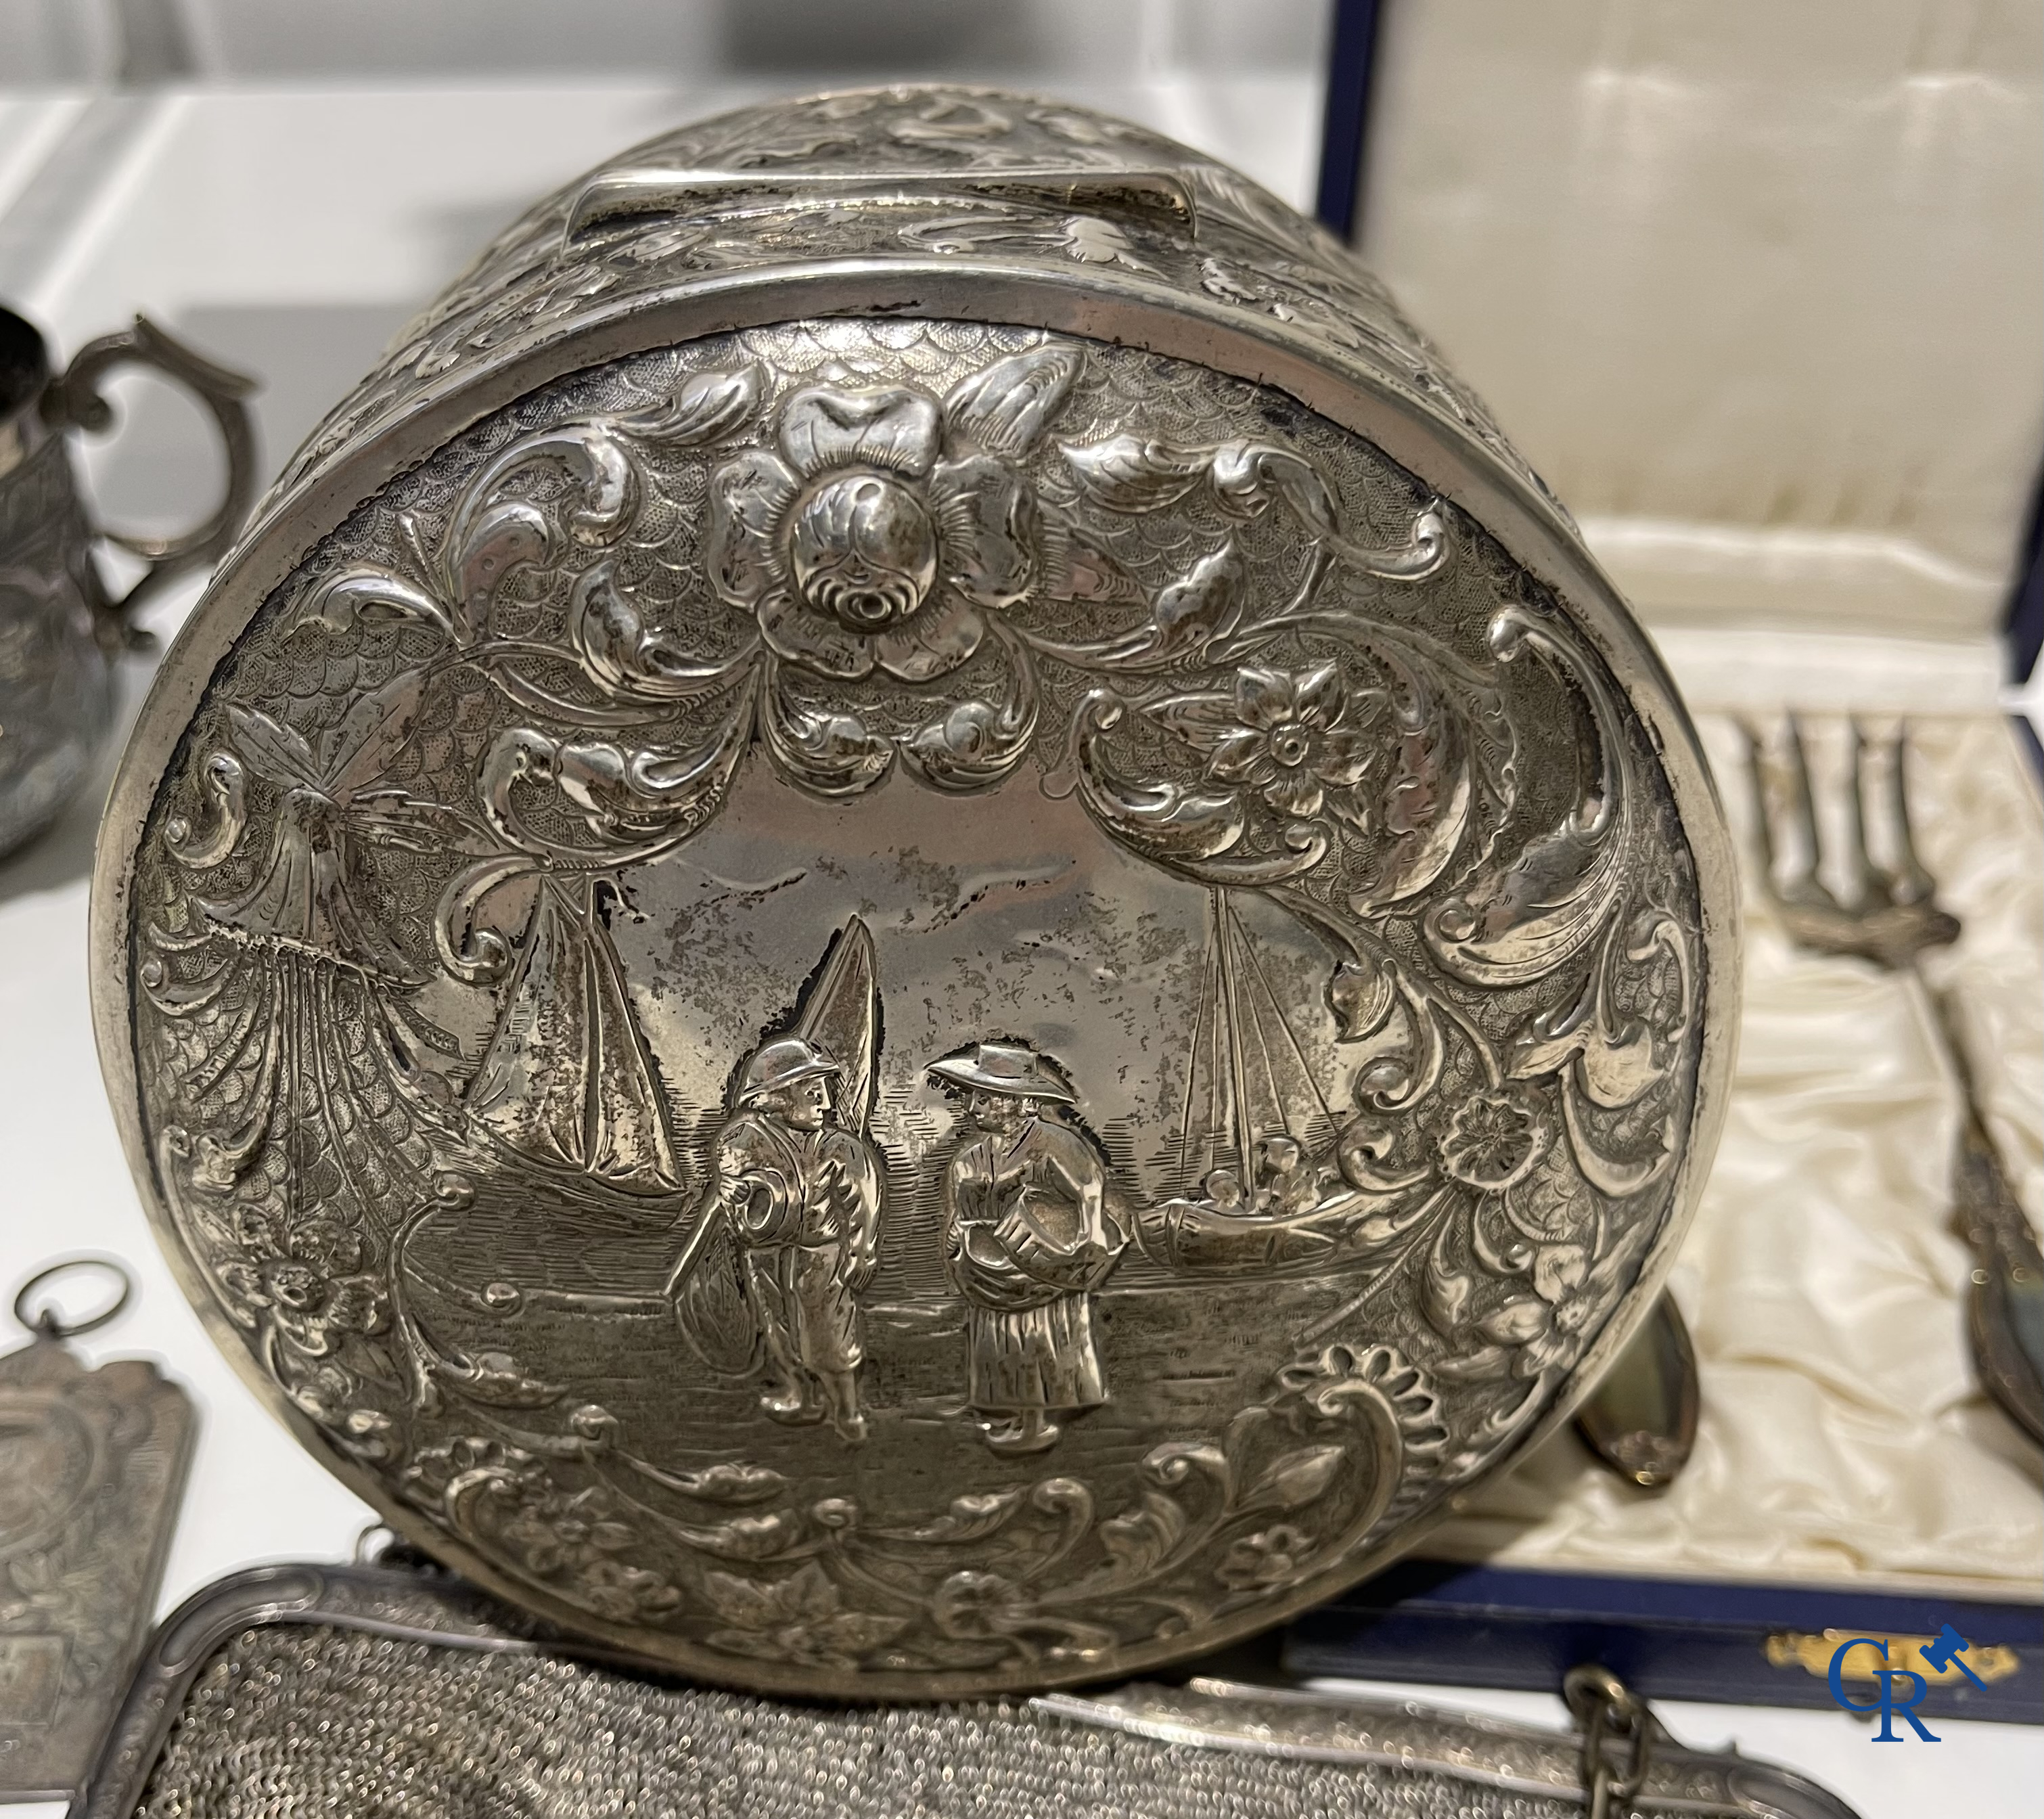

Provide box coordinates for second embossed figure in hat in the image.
[928,1041,1128,1454]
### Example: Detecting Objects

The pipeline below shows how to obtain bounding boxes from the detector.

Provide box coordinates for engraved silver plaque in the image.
[92,87,1738,1697]
[0,1266,194,1802]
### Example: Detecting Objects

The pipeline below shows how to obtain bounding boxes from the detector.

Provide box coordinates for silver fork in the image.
[1743,718,2043,1446]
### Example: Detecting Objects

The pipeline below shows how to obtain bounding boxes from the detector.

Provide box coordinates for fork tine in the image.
[1845,721,1890,908]
[1736,719,1786,904]
[1885,721,1936,907]
[1779,716,1836,907]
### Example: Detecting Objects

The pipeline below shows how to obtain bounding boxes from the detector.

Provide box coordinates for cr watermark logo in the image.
[1824,1625,1989,1741]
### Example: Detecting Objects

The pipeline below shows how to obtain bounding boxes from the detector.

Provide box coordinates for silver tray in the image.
[76,1561,1855,1818]
[91,85,1737,1697]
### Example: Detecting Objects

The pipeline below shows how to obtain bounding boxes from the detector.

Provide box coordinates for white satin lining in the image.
[1428,713,2044,1597]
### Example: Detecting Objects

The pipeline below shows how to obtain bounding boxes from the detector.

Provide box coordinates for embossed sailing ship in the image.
[1137,882,1364,1276]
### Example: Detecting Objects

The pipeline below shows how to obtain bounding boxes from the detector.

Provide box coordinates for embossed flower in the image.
[1158,665,1379,824]
[219,1216,388,1356]
[1476,1244,1597,1379]
[576,1556,684,1622]
[1438,1086,1551,1193]
[1215,1523,1316,1590]
[707,355,1070,682]
[700,1560,909,1667]
[929,1568,1029,1638]
[497,1481,637,1580]
[287,1363,396,1460]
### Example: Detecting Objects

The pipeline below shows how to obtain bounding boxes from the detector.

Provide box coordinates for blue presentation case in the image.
[1285,1558,2043,1726]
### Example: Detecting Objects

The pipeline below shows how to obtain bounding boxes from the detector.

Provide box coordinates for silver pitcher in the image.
[0,304,255,859]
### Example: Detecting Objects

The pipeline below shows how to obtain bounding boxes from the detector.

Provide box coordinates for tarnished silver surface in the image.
[0,306,256,860]
[92,87,1738,1697]
[78,1562,1857,1818]
[0,1261,194,1803]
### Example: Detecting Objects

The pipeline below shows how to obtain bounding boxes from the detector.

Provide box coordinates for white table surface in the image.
[0,78,2035,1818]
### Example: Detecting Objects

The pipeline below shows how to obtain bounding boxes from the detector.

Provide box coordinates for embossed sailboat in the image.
[465,876,683,1198]
[1135,886,1367,1277]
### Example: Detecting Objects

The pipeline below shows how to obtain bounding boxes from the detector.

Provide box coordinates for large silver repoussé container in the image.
[91,86,1738,1699]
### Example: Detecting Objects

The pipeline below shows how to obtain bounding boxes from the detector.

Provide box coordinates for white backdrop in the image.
[3,0,1330,85]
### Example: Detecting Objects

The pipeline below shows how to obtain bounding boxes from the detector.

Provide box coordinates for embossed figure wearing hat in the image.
[706,1035,881,1442]
[928,1041,1127,1454]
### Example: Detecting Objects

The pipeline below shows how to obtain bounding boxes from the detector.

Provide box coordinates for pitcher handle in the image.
[45,315,258,629]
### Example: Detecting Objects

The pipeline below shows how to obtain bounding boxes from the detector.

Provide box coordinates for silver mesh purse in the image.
[78,1563,1859,1818]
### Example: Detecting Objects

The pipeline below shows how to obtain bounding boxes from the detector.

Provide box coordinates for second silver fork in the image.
[1743,718,2043,1447]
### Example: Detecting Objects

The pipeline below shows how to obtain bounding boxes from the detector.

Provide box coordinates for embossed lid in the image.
[92,86,1738,1698]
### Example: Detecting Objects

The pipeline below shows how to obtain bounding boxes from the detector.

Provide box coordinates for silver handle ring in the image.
[13,1255,134,1339]
[1565,1663,1652,1819]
